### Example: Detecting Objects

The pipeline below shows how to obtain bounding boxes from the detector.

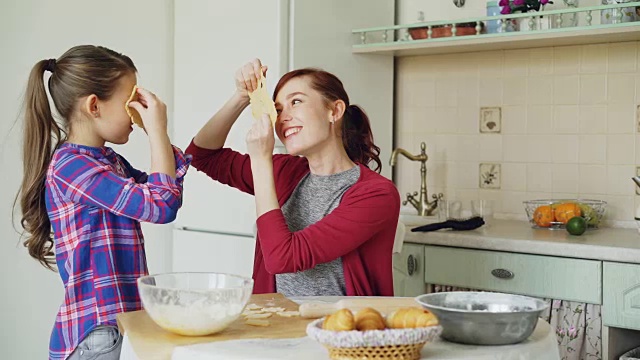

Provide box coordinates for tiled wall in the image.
[394,42,640,224]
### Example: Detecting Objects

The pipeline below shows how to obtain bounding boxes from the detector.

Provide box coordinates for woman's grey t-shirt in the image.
[275,165,361,297]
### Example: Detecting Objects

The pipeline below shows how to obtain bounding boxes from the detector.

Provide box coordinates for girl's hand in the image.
[246,114,274,161]
[127,87,168,135]
[234,59,268,101]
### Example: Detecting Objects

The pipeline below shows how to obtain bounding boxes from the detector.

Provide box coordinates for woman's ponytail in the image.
[341,104,381,173]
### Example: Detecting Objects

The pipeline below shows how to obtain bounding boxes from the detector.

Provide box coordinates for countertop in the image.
[121,295,560,360]
[403,219,640,264]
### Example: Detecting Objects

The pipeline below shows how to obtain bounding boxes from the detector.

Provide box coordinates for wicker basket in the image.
[306,318,441,360]
[326,343,425,360]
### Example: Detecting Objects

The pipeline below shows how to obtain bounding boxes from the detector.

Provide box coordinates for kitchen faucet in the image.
[390,142,443,216]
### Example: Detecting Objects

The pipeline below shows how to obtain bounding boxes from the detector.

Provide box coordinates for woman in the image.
[186,59,399,296]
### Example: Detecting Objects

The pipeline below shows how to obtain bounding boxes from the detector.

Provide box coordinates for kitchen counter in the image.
[403,219,640,263]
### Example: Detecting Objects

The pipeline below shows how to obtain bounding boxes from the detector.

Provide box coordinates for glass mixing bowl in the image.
[137,272,253,336]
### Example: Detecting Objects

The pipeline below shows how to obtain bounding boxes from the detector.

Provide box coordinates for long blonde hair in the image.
[15,45,137,270]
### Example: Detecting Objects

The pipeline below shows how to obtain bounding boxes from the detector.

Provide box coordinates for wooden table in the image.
[118,294,561,360]
[117,293,308,359]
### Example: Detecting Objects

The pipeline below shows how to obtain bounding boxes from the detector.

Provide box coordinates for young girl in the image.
[16,45,190,360]
[187,59,400,297]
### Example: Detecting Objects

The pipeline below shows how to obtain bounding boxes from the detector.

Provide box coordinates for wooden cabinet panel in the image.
[603,262,640,330]
[424,245,602,304]
[393,243,427,297]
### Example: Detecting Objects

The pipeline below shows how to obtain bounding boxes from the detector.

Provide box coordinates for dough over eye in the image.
[248,74,277,126]
[125,85,144,129]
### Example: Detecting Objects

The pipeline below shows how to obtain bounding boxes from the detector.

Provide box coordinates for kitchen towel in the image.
[393,220,406,254]
[411,217,485,232]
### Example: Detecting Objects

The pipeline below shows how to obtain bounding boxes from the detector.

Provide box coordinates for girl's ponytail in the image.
[17,60,63,270]
[14,46,136,270]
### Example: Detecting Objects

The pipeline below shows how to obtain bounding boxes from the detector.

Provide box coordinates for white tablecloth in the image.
[120,296,561,360]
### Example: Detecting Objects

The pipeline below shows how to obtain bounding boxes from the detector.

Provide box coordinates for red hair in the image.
[273,68,382,173]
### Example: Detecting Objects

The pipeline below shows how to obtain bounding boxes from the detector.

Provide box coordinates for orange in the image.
[533,205,554,227]
[554,203,582,224]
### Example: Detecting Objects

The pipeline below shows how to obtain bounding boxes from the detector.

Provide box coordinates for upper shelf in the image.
[352,2,640,56]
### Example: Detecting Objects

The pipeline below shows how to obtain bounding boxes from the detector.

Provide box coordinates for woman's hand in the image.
[127,87,168,136]
[246,114,275,161]
[234,58,268,102]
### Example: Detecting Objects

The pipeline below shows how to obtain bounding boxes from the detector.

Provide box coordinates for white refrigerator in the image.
[172,0,394,278]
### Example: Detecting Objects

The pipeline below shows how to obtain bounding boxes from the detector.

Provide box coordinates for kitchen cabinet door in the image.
[172,229,256,278]
[173,0,286,234]
[423,245,602,304]
[603,262,640,330]
[393,243,427,297]
[173,0,394,235]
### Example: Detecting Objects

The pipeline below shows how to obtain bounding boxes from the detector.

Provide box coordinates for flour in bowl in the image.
[147,301,244,336]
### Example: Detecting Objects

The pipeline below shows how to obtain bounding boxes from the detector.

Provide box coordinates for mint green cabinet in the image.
[393,243,427,297]
[603,262,640,330]
[423,245,602,304]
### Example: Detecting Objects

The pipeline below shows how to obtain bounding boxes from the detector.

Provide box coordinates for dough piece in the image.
[261,307,286,313]
[276,311,300,318]
[244,313,272,319]
[246,303,262,310]
[248,73,277,126]
[245,319,270,327]
[322,308,355,331]
[125,85,144,129]
[242,310,264,316]
[355,307,386,331]
[386,307,439,329]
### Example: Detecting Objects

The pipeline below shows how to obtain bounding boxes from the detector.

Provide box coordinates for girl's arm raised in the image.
[51,149,190,224]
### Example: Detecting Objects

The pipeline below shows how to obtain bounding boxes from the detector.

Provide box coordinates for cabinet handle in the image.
[407,255,418,276]
[491,268,514,279]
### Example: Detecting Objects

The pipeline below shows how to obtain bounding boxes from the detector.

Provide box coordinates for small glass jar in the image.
[601,0,638,24]
[486,1,518,33]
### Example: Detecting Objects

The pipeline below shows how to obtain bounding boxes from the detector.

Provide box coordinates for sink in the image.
[399,207,440,226]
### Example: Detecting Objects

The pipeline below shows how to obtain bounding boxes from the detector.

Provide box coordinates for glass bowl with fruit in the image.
[523,199,607,231]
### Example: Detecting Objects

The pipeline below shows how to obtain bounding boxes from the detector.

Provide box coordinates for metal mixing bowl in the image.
[415,292,549,345]
[138,272,253,336]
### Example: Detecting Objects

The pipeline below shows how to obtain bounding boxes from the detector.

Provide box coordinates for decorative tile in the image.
[480,107,501,133]
[479,163,501,189]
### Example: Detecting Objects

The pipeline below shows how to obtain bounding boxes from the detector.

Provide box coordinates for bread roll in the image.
[386,307,438,329]
[355,307,386,331]
[322,308,355,331]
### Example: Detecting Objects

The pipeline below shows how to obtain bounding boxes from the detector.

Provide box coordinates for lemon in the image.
[578,203,598,226]
[566,216,587,236]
